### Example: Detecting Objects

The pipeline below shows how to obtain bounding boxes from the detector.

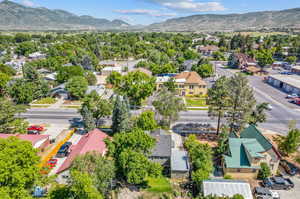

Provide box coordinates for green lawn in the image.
[146,177,172,193]
[185,97,207,107]
[32,97,57,104]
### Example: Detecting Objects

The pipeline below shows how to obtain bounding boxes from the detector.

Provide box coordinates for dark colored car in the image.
[262,177,294,190]
[28,130,40,135]
[280,160,298,176]
[56,142,72,158]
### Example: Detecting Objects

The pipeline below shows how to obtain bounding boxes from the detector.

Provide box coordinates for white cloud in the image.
[114,9,176,17]
[145,0,225,12]
[21,0,35,7]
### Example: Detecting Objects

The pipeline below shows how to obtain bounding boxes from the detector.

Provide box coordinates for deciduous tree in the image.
[66,76,88,99]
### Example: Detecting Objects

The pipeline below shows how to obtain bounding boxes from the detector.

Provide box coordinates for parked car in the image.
[262,177,294,190]
[27,125,44,132]
[254,187,280,199]
[287,93,299,99]
[47,158,58,169]
[280,160,298,176]
[56,142,72,158]
[28,130,40,135]
[266,104,273,110]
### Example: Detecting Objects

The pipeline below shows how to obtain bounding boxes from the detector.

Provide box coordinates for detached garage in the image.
[202,179,253,199]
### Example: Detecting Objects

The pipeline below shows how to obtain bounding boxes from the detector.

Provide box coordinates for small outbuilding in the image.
[171,149,189,179]
[202,179,253,199]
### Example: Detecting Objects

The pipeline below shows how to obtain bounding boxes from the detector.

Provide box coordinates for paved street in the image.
[177,65,300,135]
[276,175,300,199]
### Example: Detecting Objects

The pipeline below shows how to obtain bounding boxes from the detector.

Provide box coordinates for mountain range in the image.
[0,0,129,30]
[0,0,300,32]
[146,8,300,32]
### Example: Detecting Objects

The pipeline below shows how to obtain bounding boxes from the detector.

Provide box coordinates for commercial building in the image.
[267,74,300,95]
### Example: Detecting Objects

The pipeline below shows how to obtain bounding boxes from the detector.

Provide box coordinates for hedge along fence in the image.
[39,129,75,168]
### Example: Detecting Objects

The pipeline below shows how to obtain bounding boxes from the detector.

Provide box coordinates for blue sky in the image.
[12,0,300,25]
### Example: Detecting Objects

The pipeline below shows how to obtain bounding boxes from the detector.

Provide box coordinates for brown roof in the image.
[235,53,256,63]
[245,66,261,73]
[175,71,207,85]
[132,67,152,76]
[199,45,219,51]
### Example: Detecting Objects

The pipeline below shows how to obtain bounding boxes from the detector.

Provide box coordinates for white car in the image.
[267,104,273,110]
[287,93,299,99]
[269,190,280,199]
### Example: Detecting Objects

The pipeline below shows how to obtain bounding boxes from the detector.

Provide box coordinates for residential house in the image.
[131,67,152,76]
[182,59,198,71]
[223,125,281,179]
[50,84,113,100]
[56,129,108,178]
[28,52,46,60]
[0,134,50,152]
[230,53,257,69]
[5,59,26,72]
[244,66,268,76]
[101,66,122,76]
[156,71,207,96]
[171,149,190,179]
[202,180,253,199]
[149,129,172,171]
[198,45,219,56]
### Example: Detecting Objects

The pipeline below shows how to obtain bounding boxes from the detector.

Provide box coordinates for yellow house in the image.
[156,72,207,96]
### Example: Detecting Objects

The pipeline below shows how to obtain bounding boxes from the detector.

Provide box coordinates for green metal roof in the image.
[224,138,263,169]
[240,125,273,151]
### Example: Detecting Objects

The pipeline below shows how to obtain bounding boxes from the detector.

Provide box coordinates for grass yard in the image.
[146,177,172,193]
[32,97,57,104]
[185,97,207,107]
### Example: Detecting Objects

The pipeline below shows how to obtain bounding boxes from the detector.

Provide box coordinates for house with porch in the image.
[156,71,207,96]
[223,125,281,179]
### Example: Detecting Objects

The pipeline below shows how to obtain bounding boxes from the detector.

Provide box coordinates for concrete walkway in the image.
[49,98,65,109]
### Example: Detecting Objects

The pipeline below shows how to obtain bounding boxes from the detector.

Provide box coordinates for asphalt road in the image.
[177,65,300,134]
[20,108,81,124]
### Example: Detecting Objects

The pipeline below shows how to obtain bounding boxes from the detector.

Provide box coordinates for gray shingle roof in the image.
[150,129,172,158]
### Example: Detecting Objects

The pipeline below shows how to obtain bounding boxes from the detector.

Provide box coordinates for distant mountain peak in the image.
[145,8,300,32]
[0,0,129,30]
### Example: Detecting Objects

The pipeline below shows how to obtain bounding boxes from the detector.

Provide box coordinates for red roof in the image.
[57,129,108,173]
[0,134,49,147]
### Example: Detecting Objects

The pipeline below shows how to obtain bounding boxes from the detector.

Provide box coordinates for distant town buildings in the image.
[230,53,257,69]
[197,45,219,56]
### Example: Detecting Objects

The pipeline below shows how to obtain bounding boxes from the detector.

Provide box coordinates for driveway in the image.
[276,175,300,199]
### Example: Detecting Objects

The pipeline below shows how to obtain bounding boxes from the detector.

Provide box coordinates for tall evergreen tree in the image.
[112,96,131,134]
[82,105,95,132]
[207,76,229,135]
[226,73,256,133]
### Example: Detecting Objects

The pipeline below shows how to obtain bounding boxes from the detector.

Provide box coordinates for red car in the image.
[47,159,58,169]
[27,125,44,132]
